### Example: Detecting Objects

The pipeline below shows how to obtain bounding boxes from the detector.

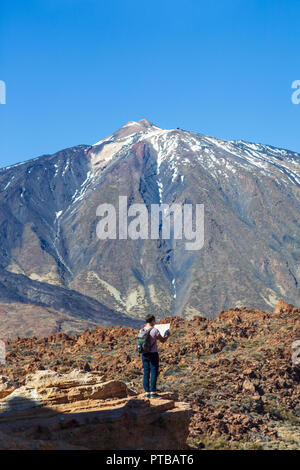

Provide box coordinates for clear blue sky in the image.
[1,0,300,167]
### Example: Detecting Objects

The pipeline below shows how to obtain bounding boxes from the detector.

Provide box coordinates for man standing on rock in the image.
[139,314,170,398]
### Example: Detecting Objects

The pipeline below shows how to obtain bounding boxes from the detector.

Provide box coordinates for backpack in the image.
[137,327,153,354]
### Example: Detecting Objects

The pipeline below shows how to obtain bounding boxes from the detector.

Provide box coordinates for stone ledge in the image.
[0,369,191,450]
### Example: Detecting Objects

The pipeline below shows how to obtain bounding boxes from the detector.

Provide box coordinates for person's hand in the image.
[164,329,170,338]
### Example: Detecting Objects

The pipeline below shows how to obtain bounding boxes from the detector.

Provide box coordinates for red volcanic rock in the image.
[242,368,257,379]
[1,301,300,449]
[0,376,15,398]
[242,378,257,394]
[293,320,300,332]
[274,299,296,314]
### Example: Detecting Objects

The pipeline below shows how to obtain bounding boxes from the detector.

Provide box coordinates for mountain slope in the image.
[0,119,299,333]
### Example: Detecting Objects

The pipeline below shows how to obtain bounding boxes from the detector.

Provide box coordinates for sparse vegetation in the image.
[0,300,299,449]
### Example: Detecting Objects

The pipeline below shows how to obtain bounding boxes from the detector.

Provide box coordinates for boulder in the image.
[242,378,256,394]
[0,376,15,399]
[0,369,191,450]
[274,299,294,314]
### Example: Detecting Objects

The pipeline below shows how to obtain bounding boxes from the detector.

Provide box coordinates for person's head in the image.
[145,314,155,326]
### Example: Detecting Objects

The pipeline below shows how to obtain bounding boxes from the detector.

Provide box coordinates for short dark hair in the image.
[145,314,155,323]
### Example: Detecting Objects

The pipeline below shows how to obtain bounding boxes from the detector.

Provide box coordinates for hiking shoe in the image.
[145,392,151,398]
[150,392,159,398]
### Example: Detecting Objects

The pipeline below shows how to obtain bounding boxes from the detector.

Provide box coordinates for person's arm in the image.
[157,331,170,343]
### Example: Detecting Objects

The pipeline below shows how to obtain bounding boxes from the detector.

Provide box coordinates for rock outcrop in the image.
[0,370,191,450]
[0,376,15,399]
[273,298,300,315]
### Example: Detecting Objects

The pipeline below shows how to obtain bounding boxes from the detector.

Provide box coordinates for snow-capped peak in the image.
[89,120,300,187]
[93,119,161,146]
[90,119,168,171]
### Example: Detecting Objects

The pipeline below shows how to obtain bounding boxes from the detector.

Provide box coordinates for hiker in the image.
[138,314,170,398]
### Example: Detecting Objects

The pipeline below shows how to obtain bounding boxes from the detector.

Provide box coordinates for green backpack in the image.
[137,327,153,354]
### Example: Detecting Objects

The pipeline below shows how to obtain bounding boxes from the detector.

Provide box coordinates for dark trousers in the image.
[142,352,159,393]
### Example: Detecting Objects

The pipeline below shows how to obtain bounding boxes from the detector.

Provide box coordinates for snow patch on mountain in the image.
[89,120,299,191]
[72,170,92,204]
